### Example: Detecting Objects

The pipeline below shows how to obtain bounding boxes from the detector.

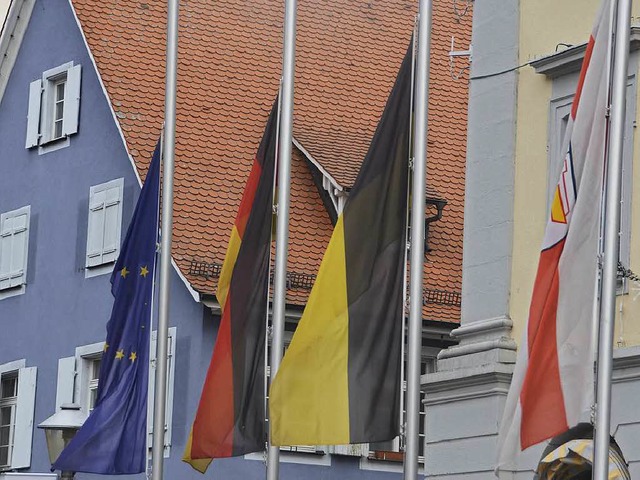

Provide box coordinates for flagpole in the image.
[399,25,418,455]
[267,0,297,479]
[151,0,180,478]
[263,85,284,464]
[405,1,432,479]
[593,0,631,478]
[146,127,164,477]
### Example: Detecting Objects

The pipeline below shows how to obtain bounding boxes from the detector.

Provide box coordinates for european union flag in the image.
[53,142,161,474]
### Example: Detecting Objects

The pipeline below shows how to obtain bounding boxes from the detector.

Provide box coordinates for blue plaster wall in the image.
[0,1,403,479]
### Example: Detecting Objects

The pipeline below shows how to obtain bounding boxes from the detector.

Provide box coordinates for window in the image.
[86,357,101,413]
[25,62,81,150]
[360,358,434,473]
[0,360,37,471]
[55,329,176,459]
[0,206,30,298]
[0,374,17,468]
[85,179,124,276]
[245,339,331,466]
[547,69,636,282]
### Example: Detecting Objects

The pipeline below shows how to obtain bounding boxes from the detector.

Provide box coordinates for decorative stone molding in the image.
[436,316,517,370]
[532,26,640,78]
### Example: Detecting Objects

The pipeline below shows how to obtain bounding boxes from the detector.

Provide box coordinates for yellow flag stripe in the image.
[216,226,241,310]
[270,216,350,445]
[182,428,213,473]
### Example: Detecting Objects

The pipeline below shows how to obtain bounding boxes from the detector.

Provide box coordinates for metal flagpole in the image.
[404,0,432,479]
[263,85,284,466]
[146,126,165,477]
[593,0,631,478]
[151,0,180,478]
[267,1,297,479]
[399,24,418,456]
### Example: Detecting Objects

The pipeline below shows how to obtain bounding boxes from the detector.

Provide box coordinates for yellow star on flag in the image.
[104,343,109,352]
[129,352,137,363]
[140,266,149,278]
[120,267,129,278]
[115,349,125,360]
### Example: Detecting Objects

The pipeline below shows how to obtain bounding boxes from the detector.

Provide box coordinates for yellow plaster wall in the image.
[511,0,640,346]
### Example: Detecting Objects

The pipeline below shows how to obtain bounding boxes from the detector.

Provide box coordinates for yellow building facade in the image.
[512,0,640,347]
[424,2,640,478]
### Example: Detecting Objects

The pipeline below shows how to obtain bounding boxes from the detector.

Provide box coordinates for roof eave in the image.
[0,0,35,103]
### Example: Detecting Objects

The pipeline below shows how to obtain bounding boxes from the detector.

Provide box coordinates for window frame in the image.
[56,329,176,460]
[25,61,81,153]
[0,359,36,471]
[73,341,105,416]
[0,372,18,469]
[547,70,636,290]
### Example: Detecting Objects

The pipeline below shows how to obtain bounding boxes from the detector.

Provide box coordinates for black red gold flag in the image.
[183,98,278,471]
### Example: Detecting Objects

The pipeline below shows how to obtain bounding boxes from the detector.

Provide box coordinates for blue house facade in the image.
[0,1,456,478]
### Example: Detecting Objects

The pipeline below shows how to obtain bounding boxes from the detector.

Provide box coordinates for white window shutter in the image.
[12,367,37,469]
[55,357,76,411]
[8,211,29,288]
[25,79,42,148]
[62,64,81,137]
[0,215,12,290]
[86,189,106,267]
[0,207,30,290]
[102,185,122,264]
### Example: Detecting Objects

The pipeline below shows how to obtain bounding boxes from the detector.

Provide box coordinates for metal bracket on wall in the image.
[449,36,472,81]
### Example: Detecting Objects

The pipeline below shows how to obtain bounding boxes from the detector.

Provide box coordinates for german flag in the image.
[270,43,412,446]
[183,98,278,471]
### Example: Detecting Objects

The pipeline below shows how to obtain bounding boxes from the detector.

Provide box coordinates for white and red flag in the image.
[497,0,611,470]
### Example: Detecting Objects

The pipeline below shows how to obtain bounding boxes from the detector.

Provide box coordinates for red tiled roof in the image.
[71,0,470,322]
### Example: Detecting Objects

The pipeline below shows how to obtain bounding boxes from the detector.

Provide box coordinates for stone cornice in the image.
[532,26,640,78]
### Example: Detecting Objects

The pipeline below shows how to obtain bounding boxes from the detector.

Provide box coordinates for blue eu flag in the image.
[53,142,161,474]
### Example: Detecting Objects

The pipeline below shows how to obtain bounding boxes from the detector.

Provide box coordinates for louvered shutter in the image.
[86,189,106,267]
[0,216,12,290]
[62,64,81,136]
[86,179,123,268]
[11,367,37,469]
[0,207,30,290]
[25,79,42,148]
[55,357,76,411]
[102,184,122,264]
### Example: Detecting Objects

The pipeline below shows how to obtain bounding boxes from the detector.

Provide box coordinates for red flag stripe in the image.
[235,159,263,239]
[571,35,596,120]
[520,239,569,449]
[192,301,235,458]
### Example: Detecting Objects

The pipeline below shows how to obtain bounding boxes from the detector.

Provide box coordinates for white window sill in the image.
[0,284,26,301]
[37,136,70,155]
[85,262,115,279]
[359,455,425,474]
[244,449,331,466]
